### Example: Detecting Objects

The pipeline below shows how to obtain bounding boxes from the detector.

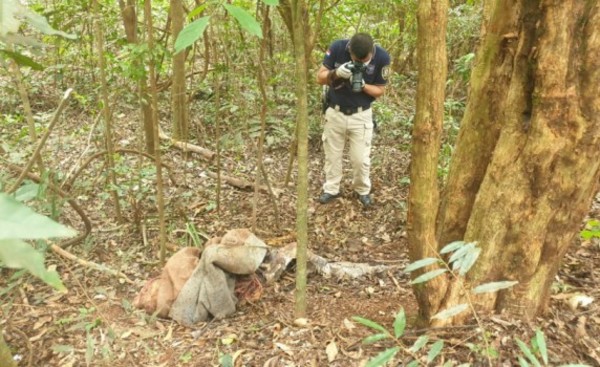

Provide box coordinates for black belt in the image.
[331,104,370,116]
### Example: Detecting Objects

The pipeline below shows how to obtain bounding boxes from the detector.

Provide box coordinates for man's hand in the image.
[335,62,353,79]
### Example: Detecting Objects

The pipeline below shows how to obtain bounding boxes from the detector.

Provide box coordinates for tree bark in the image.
[407,0,449,323]
[170,0,188,140]
[291,0,310,318]
[430,0,600,324]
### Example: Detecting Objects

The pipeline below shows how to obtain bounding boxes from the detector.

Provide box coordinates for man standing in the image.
[316,33,390,207]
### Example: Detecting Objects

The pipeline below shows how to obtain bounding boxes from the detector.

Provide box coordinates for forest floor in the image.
[1,97,600,367]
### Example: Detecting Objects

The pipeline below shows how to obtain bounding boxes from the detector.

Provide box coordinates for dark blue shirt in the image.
[322,39,391,109]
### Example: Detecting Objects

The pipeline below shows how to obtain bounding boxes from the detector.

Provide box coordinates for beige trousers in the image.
[322,107,374,196]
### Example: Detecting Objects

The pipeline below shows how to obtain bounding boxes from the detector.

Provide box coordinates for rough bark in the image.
[407,0,449,322]
[433,0,600,323]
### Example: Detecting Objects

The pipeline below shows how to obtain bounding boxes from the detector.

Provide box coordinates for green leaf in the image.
[534,329,548,365]
[363,333,390,344]
[0,193,77,240]
[262,0,279,5]
[458,247,481,275]
[174,16,210,54]
[449,241,476,264]
[472,281,519,294]
[365,347,399,367]
[187,4,207,21]
[431,304,469,321]
[406,361,419,367]
[410,268,447,284]
[516,338,541,367]
[15,182,40,201]
[404,257,440,273]
[393,308,406,338]
[0,49,44,70]
[409,335,429,353]
[427,340,444,363]
[220,353,233,367]
[20,6,77,39]
[0,239,66,291]
[440,240,465,254]
[352,316,387,333]
[519,356,531,367]
[223,4,262,39]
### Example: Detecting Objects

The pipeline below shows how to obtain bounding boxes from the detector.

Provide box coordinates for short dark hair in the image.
[349,33,374,59]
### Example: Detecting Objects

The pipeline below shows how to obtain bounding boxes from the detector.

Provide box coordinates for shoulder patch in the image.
[382,65,390,81]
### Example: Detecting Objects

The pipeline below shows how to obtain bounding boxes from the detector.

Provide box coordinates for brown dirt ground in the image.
[1,107,599,367]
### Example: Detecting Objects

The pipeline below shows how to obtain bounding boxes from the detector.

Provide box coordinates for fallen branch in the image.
[6,88,73,194]
[2,160,91,249]
[158,128,215,160]
[51,244,135,284]
[204,170,283,198]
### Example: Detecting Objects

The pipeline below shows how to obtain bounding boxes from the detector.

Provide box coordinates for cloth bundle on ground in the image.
[133,229,268,326]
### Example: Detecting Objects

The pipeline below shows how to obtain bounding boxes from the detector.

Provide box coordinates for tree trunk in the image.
[407,0,448,323]
[118,0,155,154]
[429,0,600,324]
[170,0,188,140]
[291,0,309,318]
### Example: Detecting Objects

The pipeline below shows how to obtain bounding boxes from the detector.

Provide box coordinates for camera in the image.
[347,61,367,93]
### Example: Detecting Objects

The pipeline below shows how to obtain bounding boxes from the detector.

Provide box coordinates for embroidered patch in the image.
[381,65,390,81]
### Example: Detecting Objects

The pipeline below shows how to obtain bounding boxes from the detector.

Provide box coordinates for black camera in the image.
[347,61,367,93]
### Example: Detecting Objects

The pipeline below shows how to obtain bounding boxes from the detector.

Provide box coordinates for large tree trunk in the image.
[407,0,448,323]
[429,1,600,323]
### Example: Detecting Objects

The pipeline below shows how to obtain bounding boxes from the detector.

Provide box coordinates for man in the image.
[316,32,390,207]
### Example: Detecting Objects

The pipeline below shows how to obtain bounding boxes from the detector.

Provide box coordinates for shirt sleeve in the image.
[373,47,391,85]
[322,40,343,70]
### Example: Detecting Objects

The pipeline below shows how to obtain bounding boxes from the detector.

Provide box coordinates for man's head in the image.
[349,33,374,62]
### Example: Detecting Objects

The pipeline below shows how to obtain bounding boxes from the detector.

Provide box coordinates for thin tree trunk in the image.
[93,0,123,222]
[0,328,16,367]
[118,0,155,154]
[291,0,309,318]
[171,0,188,140]
[144,0,167,264]
[407,0,449,323]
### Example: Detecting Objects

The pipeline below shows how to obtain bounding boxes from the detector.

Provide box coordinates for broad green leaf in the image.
[458,247,481,275]
[365,347,399,367]
[15,182,40,201]
[0,0,22,36]
[431,303,469,321]
[472,281,518,294]
[174,16,210,54]
[409,335,429,353]
[516,338,541,367]
[21,9,76,39]
[534,329,548,365]
[0,49,44,70]
[410,268,447,285]
[427,340,444,363]
[0,193,77,240]
[262,0,279,5]
[404,257,439,273]
[393,308,406,338]
[0,239,66,291]
[223,4,262,39]
[440,240,466,254]
[351,316,387,333]
[363,333,390,344]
